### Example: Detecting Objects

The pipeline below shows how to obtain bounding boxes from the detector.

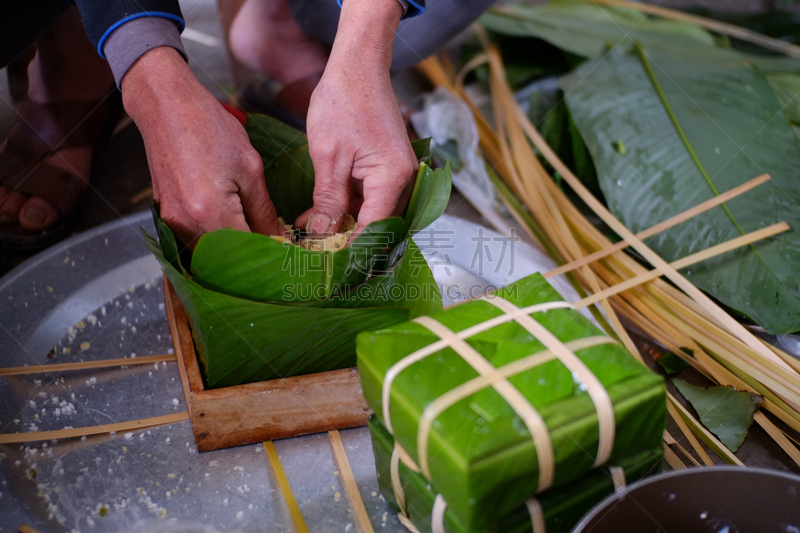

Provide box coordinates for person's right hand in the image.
[121,47,285,249]
[296,0,417,238]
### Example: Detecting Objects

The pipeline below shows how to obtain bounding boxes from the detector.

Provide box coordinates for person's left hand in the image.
[296,0,418,237]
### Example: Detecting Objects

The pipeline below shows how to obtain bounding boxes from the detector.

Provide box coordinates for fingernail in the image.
[22,207,46,225]
[309,213,333,236]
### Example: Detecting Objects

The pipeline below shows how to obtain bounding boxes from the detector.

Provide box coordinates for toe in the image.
[0,189,27,224]
[18,197,59,231]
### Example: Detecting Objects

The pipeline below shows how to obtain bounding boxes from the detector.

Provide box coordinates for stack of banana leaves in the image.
[414,0,800,467]
[145,115,451,389]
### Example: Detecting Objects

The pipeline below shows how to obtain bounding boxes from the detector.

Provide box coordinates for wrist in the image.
[331,0,402,70]
[121,47,199,124]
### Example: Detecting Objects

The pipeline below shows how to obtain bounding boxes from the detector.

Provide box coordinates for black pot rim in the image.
[572,466,800,532]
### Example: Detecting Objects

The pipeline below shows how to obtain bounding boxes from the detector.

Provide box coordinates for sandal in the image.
[0,87,123,251]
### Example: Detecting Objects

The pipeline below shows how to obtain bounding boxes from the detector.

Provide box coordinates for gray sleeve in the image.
[102,17,188,88]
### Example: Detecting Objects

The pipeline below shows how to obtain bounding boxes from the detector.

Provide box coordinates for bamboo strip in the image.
[575,223,788,309]
[664,432,701,467]
[656,290,800,393]
[667,401,714,466]
[663,444,687,470]
[264,441,310,533]
[782,428,800,448]
[486,44,643,358]
[753,412,800,468]
[330,430,375,533]
[0,412,188,444]
[668,393,744,466]
[582,0,800,58]
[650,298,800,411]
[456,53,489,89]
[0,354,175,376]
[546,174,771,278]
[672,441,702,468]
[767,345,800,375]
[635,292,800,433]
[513,104,796,376]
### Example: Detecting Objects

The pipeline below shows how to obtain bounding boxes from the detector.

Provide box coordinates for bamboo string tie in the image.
[431,495,448,533]
[391,448,551,533]
[414,315,555,490]
[382,300,572,434]
[390,445,408,516]
[398,513,422,533]
[526,498,546,533]
[480,295,616,465]
[610,466,627,492]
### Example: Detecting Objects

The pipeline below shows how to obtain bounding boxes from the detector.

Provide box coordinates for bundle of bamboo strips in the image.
[417,30,800,468]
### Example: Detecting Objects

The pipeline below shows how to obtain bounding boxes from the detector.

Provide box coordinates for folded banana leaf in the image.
[369,416,663,533]
[357,273,666,530]
[146,114,451,388]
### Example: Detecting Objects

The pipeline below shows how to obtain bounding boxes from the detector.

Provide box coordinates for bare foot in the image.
[229,0,330,86]
[0,6,114,236]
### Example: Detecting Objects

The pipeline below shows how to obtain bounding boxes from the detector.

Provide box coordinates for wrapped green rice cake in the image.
[356,273,666,529]
[369,417,663,533]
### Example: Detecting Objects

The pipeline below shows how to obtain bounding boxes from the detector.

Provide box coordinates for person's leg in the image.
[0,5,115,237]
[286,0,497,71]
[229,0,329,87]
[227,0,495,121]
[391,0,499,71]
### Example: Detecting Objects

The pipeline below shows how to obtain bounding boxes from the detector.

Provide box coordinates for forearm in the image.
[121,47,203,128]
[329,0,404,72]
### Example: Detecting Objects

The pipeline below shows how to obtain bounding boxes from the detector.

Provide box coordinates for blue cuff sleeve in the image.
[72,0,185,55]
[336,0,425,19]
[405,0,424,17]
[103,17,187,88]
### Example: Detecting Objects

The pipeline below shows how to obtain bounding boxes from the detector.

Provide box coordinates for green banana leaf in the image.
[147,115,451,387]
[480,0,715,60]
[369,416,663,533]
[357,272,666,530]
[656,350,692,376]
[190,149,450,302]
[767,72,800,124]
[684,8,800,53]
[146,230,438,387]
[673,379,763,452]
[562,45,800,334]
[245,113,307,164]
[190,216,404,302]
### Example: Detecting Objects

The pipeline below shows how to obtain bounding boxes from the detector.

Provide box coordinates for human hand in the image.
[121,47,284,248]
[297,0,418,237]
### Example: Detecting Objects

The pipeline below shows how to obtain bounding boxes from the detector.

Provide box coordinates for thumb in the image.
[303,148,352,236]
